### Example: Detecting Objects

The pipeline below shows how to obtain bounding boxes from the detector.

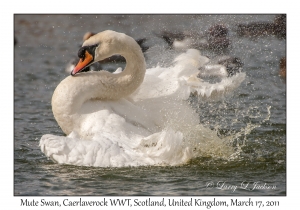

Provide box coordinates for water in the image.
[14,14,286,196]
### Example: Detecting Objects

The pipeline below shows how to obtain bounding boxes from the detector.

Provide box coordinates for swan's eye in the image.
[78,48,86,60]
[77,44,98,61]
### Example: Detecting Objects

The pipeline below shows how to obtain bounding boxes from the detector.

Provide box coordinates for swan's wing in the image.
[133,49,203,100]
[40,132,141,167]
[40,126,233,167]
[39,130,188,167]
[135,49,245,101]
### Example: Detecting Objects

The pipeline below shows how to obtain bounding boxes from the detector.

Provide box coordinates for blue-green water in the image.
[14,14,286,196]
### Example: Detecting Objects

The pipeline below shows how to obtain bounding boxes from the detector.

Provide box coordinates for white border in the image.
[5,1,297,209]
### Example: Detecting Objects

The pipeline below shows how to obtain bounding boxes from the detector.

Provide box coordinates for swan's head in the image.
[71,30,136,76]
[71,44,98,76]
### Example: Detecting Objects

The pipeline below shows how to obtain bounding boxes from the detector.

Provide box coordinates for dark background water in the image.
[14,14,286,196]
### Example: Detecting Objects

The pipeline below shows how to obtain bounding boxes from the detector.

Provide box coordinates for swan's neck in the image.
[52,43,146,135]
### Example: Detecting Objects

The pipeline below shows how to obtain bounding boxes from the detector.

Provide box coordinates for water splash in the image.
[191,91,273,163]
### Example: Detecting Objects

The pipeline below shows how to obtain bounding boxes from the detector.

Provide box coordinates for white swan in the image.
[40,30,246,167]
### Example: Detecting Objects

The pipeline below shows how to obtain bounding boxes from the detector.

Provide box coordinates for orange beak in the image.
[71,51,94,76]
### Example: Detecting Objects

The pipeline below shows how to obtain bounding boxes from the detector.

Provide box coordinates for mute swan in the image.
[40,30,246,167]
[154,24,230,52]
